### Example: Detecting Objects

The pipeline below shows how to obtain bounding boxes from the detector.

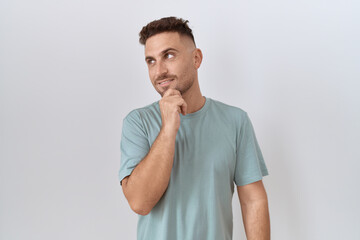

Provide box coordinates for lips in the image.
[158,79,174,86]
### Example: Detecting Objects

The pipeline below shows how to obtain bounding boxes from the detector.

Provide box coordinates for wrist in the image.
[160,126,178,138]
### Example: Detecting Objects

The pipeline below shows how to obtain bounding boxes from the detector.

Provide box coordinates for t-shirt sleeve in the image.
[234,112,269,186]
[118,111,150,186]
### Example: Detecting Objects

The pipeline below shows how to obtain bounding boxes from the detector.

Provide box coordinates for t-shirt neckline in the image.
[156,96,210,120]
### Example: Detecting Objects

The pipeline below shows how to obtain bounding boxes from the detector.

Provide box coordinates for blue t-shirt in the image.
[118,96,269,240]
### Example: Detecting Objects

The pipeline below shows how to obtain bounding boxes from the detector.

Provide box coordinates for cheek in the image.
[148,68,156,81]
[176,60,191,75]
[181,60,195,77]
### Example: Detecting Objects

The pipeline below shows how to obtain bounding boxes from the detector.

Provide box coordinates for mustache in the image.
[156,74,176,82]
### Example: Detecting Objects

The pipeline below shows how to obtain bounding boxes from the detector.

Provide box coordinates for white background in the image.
[1,0,359,239]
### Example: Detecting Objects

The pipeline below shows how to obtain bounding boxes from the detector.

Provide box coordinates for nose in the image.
[154,60,168,79]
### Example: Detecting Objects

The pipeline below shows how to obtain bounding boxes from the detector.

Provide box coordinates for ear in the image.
[193,48,203,69]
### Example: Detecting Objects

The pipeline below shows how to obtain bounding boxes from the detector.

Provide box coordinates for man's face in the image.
[144,32,198,97]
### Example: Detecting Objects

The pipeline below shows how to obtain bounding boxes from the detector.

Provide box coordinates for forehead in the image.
[144,32,188,56]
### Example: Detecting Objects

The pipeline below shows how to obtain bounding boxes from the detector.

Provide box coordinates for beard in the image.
[158,76,194,97]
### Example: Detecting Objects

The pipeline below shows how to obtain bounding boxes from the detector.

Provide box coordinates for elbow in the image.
[122,177,152,215]
[130,202,151,216]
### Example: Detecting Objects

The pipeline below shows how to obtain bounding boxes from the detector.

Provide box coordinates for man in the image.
[118,16,270,240]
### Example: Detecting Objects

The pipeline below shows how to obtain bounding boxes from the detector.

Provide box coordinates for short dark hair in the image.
[139,16,196,46]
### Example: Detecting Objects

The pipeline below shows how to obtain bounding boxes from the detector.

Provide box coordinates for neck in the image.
[181,78,205,114]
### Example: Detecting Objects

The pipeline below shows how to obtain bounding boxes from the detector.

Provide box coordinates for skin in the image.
[238,180,271,240]
[122,31,270,239]
[144,32,205,115]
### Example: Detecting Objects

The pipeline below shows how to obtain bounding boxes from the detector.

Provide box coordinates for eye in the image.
[147,59,155,65]
[165,53,175,59]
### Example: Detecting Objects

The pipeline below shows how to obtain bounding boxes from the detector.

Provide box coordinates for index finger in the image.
[163,88,181,98]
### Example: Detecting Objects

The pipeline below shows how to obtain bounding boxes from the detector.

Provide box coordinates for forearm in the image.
[124,127,176,215]
[241,198,270,240]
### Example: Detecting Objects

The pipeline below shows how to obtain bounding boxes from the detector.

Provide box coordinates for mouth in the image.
[158,79,174,87]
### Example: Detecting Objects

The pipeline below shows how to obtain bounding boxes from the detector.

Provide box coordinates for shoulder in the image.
[208,98,248,121]
[124,101,159,122]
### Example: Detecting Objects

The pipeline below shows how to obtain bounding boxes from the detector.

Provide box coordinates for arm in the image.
[237,180,270,240]
[121,127,176,216]
[121,89,187,216]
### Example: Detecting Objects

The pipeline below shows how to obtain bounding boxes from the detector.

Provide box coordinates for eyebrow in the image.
[145,48,179,62]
